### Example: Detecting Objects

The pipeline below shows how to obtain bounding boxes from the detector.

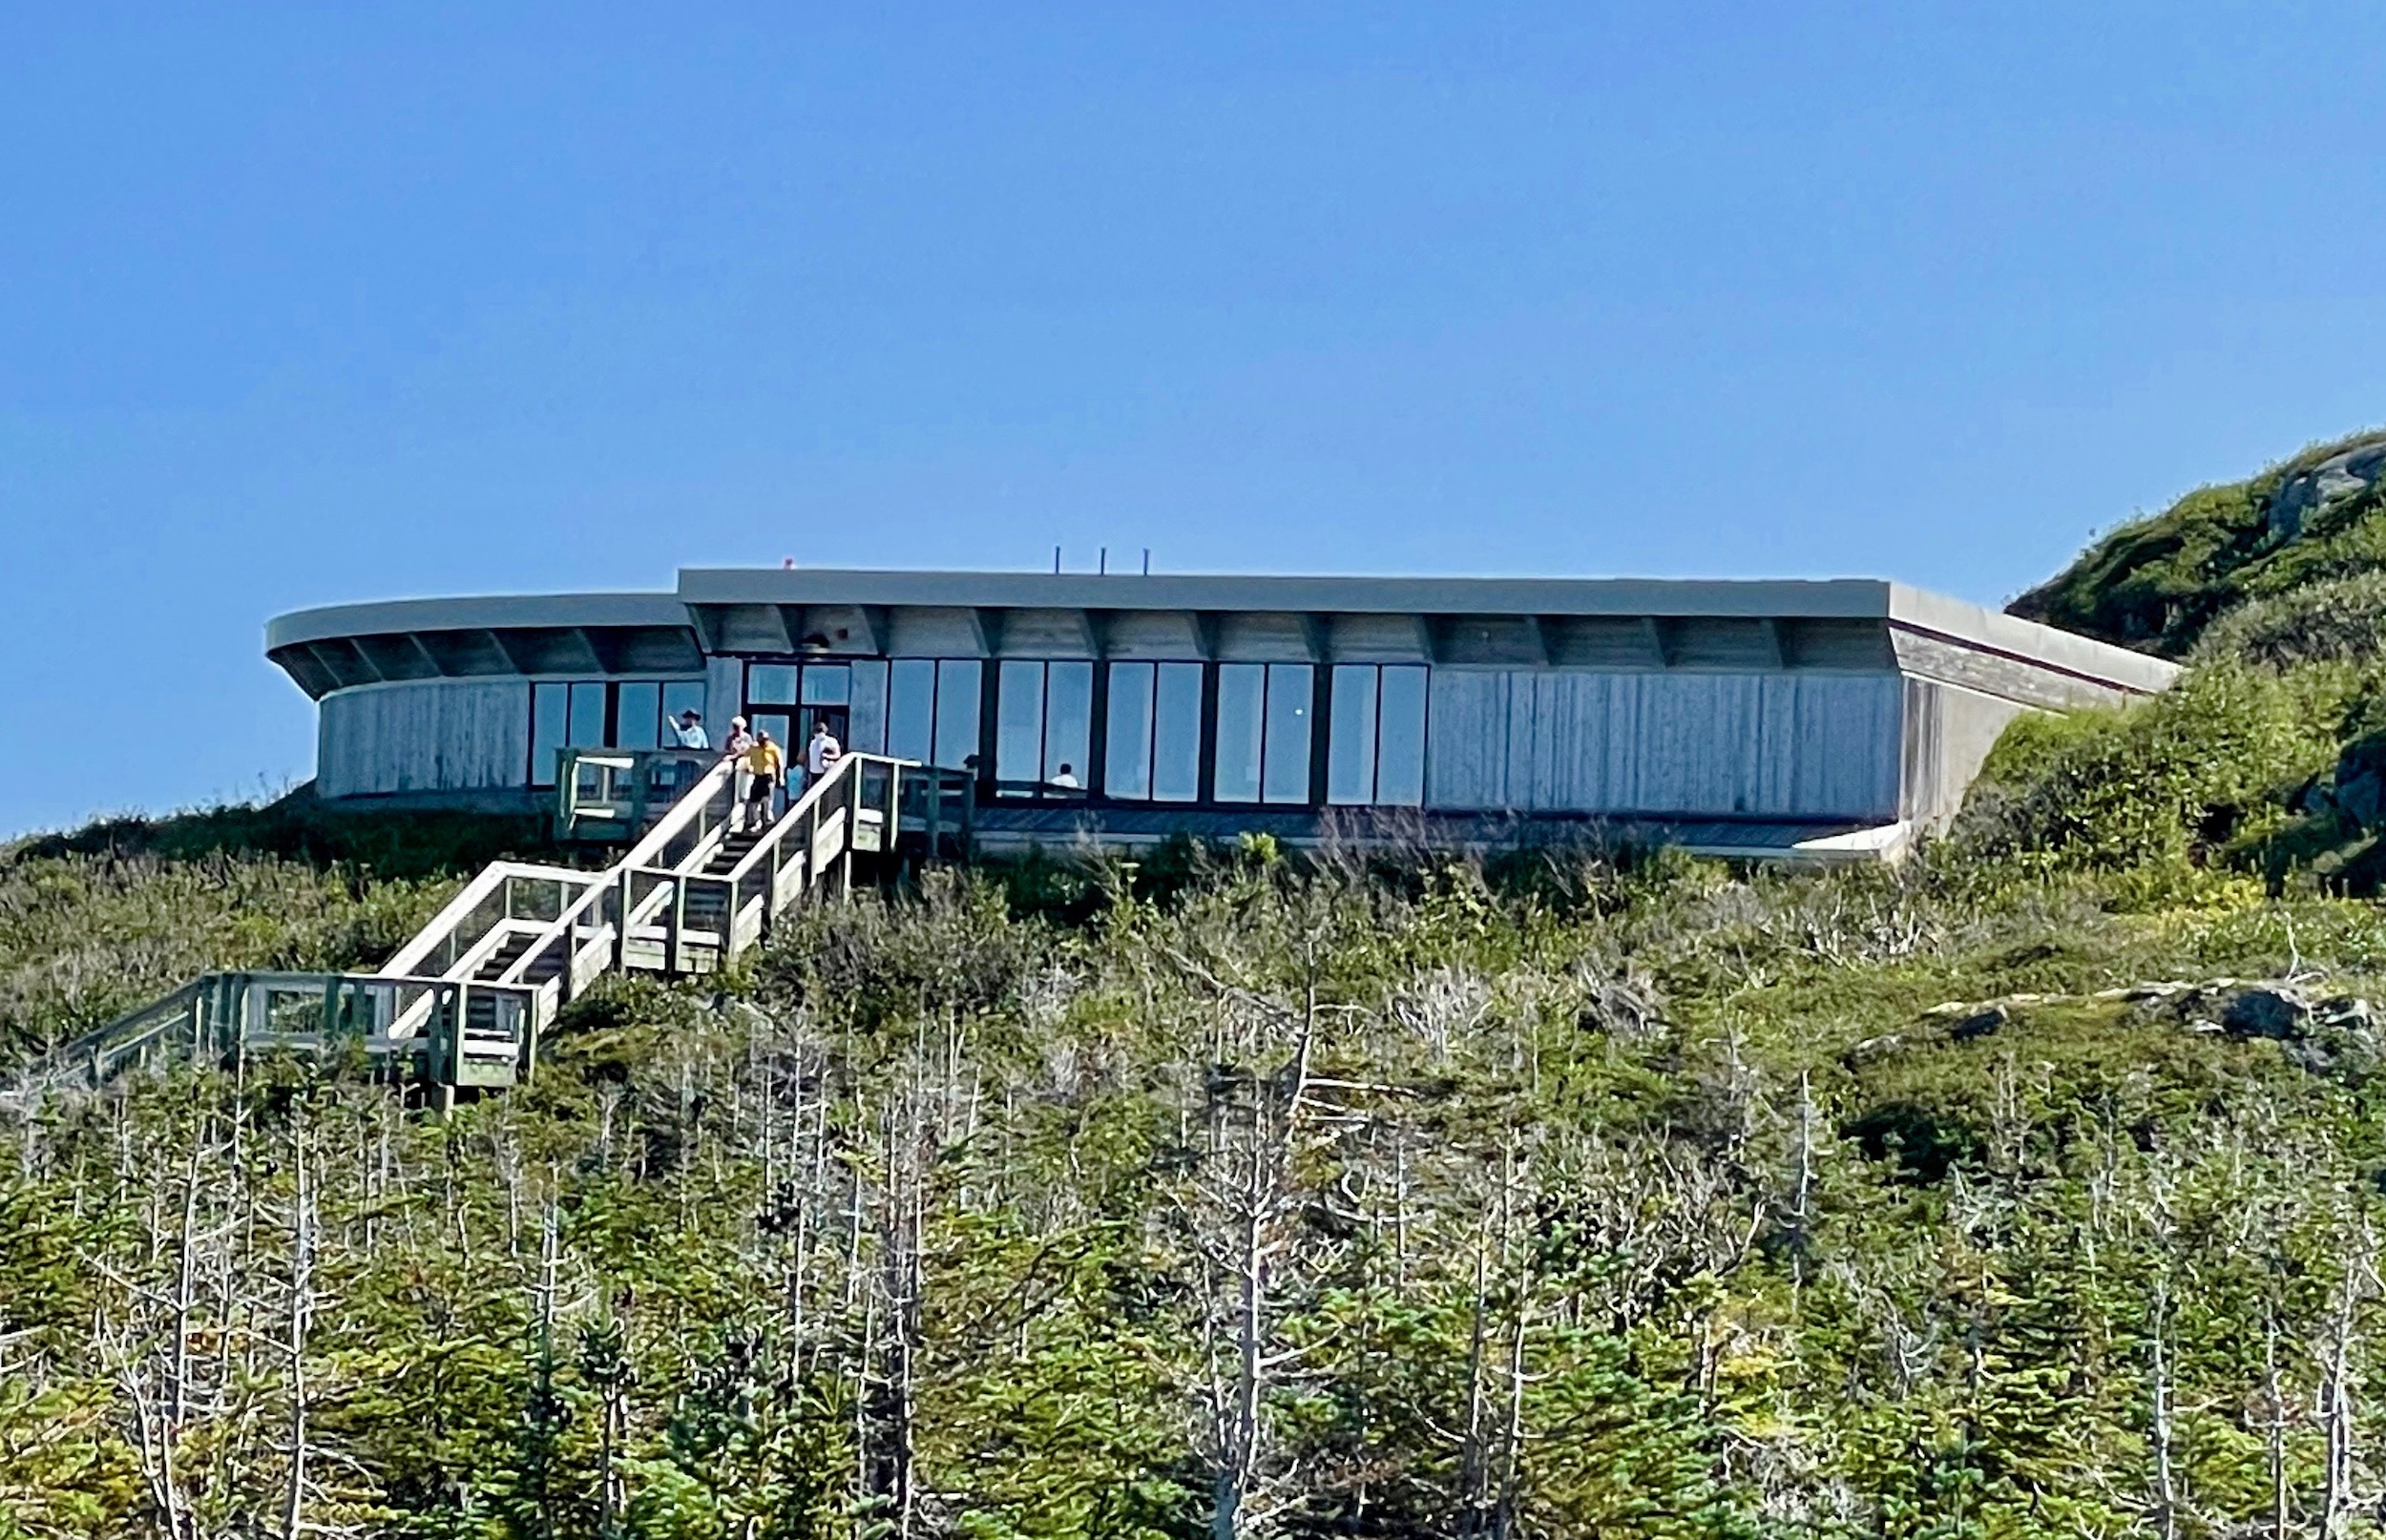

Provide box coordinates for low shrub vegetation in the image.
[20,429,2386,1534]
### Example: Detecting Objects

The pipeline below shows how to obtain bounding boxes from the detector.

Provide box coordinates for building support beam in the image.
[965,607,1000,658]
[762,604,803,652]
[1757,617,1788,670]
[1520,614,1551,667]
[579,627,624,674]
[1640,616,1672,668]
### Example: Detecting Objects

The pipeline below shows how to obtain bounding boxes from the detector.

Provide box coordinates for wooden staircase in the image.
[12,752,968,1107]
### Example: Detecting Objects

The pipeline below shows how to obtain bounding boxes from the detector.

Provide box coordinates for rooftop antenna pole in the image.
[1053,545,1061,574]
[1141,548,1150,575]
[1099,546,1108,575]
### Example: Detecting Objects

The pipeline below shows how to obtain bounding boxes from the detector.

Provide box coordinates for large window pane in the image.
[934,660,982,771]
[888,660,936,762]
[1214,664,1266,803]
[567,682,608,748]
[1376,666,1428,806]
[800,664,849,706]
[847,660,889,753]
[1044,662,1093,784]
[660,680,706,741]
[1104,663,1155,799]
[751,712,793,758]
[1153,663,1203,802]
[747,663,799,704]
[615,681,660,750]
[531,683,568,787]
[1328,665,1378,804]
[1262,665,1314,804]
[995,660,1046,788]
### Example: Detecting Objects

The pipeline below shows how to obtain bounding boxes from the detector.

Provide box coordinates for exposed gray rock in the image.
[1949,1005,2008,1043]
[2332,733,2386,830]
[2211,987,2380,1083]
[2268,435,2386,542]
[2222,985,2311,1040]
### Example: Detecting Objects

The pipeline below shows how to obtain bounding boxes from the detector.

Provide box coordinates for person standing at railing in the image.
[720,716,756,822]
[743,729,786,832]
[805,718,842,794]
[671,709,710,750]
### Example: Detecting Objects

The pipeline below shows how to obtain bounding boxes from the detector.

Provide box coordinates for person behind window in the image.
[1049,762,1080,792]
[806,719,843,789]
[743,730,785,832]
[671,709,709,750]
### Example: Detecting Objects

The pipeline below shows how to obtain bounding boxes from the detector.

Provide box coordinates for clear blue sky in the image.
[6,4,2384,834]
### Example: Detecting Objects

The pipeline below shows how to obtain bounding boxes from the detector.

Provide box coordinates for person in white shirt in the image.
[671,710,709,750]
[806,720,843,787]
[1049,762,1080,791]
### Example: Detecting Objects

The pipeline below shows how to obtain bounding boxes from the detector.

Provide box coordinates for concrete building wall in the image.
[318,679,531,799]
[704,656,744,745]
[1423,669,1904,819]
[1899,677,2031,827]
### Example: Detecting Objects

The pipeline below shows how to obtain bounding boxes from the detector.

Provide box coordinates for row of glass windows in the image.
[743,658,983,772]
[748,658,1425,807]
[516,662,1428,805]
[530,679,706,787]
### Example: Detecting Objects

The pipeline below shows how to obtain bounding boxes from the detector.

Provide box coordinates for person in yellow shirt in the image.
[742,730,785,831]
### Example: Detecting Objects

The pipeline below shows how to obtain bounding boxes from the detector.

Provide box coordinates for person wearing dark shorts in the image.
[743,730,785,831]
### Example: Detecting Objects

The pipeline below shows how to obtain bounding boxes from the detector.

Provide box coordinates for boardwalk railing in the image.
[9,971,536,1108]
[17,752,966,1103]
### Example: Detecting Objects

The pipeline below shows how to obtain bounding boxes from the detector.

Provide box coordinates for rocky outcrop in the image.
[2267,434,2386,542]
[1911,978,2382,1084]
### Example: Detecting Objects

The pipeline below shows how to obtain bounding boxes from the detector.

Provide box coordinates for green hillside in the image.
[14,437,2386,1537]
[2011,427,2386,660]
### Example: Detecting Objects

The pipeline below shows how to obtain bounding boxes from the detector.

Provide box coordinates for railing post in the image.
[849,767,869,891]
[665,875,683,975]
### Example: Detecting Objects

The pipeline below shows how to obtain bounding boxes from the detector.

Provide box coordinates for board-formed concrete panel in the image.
[1425,669,1902,820]
[318,680,532,799]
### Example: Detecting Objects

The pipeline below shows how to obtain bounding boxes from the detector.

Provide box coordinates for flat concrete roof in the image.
[266,592,690,650]
[677,567,1901,617]
[263,568,2179,697]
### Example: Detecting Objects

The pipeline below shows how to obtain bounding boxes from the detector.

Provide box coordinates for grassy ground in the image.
[8,831,2386,1537]
[0,789,565,1060]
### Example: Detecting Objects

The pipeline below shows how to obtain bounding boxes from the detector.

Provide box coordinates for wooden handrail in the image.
[377,861,601,979]
[19,750,930,1099]
[725,752,868,884]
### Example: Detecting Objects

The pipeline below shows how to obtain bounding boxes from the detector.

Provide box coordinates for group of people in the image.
[669,708,842,832]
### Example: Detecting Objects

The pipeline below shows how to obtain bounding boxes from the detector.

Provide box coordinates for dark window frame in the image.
[528,676,707,788]
[1326,663,1431,807]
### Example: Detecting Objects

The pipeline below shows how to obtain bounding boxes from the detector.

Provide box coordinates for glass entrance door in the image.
[797,706,848,779]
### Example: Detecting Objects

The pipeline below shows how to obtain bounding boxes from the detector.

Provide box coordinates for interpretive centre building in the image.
[265,568,2175,858]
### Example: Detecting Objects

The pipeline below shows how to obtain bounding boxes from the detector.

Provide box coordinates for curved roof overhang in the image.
[265,593,702,699]
[265,571,2180,708]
